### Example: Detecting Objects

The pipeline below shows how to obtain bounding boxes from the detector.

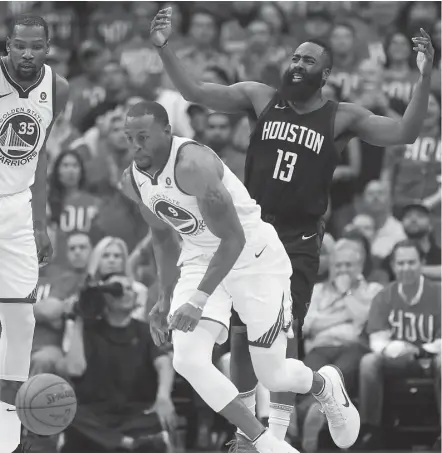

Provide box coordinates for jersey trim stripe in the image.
[0,58,46,98]
[173,140,196,196]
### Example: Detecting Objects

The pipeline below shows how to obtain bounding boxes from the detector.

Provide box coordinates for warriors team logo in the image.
[153,199,199,235]
[0,112,41,165]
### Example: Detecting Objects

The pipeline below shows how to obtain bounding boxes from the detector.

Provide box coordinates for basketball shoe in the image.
[227,432,258,453]
[313,365,360,449]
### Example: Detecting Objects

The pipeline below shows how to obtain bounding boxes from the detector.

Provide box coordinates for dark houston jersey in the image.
[245,98,340,225]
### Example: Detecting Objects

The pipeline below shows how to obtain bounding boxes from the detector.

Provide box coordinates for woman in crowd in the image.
[88,237,149,322]
[383,31,419,115]
[47,150,101,272]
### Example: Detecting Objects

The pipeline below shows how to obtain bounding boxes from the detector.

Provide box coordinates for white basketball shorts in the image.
[170,222,293,347]
[0,189,38,302]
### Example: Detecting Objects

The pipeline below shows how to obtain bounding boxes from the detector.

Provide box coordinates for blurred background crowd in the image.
[0,1,440,452]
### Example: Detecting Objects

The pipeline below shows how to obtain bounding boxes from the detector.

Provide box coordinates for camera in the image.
[74,276,125,320]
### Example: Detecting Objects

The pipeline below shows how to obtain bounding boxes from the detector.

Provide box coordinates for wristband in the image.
[189,290,209,311]
[153,40,168,50]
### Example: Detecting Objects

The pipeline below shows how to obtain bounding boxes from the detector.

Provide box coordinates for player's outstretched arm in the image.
[346,28,434,147]
[176,145,246,296]
[151,8,273,113]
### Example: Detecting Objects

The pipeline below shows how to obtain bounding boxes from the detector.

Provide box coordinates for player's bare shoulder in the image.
[240,81,276,117]
[53,74,69,117]
[334,102,371,139]
[175,143,222,195]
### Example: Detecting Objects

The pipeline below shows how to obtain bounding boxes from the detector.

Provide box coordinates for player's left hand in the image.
[169,303,202,332]
[413,28,434,77]
[34,227,53,267]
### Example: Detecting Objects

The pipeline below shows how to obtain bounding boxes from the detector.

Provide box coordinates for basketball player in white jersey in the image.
[120,101,360,453]
[0,15,69,453]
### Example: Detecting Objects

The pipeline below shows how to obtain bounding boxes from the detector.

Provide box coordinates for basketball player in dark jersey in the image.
[150,7,435,449]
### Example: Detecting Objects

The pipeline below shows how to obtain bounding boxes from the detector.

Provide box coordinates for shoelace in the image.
[226,438,239,453]
[319,395,346,428]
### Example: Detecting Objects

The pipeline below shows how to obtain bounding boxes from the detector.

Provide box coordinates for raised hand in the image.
[413,28,434,77]
[150,7,172,48]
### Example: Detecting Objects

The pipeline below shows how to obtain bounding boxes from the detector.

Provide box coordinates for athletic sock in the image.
[237,388,257,440]
[0,401,21,453]
[268,403,293,440]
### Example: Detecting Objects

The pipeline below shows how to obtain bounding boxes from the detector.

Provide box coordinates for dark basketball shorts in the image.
[231,218,325,335]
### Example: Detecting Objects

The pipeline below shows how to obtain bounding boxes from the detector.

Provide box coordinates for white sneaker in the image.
[313,365,360,449]
[254,430,300,453]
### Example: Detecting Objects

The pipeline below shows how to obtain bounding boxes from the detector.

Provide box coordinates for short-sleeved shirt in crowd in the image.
[384,134,441,211]
[89,189,149,253]
[86,5,133,49]
[72,318,169,406]
[327,59,360,102]
[52,191,101,269]
[366,277,441,347]
[67,76,106,130]
[383,69,420,115]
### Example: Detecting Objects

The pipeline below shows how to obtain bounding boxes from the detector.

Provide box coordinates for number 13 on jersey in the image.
[272,149,298,182]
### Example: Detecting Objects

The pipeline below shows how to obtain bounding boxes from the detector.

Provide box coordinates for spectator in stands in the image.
[362,180,407,262]
[235,19,287,87]
[300,239,383,453]
[79,61,134,133]
[187,104,209,143]
[205,112,246,182]
[117,2,163,91]
[302,10,333,42]
[45,105,80,171]
[32,231,93,377]
[350,213,376,244]
[382,204,441,283]
[68,40,109,129]
[352,61,399,193]
[357,240,441,449]
[78,108,134,195]
[381,93,441,242]
[327,22,360,102]
[382,31,419,115]
[87,237,149,321]
[47,150,101,271]
[59,274,176,452]
[177,10,231,83]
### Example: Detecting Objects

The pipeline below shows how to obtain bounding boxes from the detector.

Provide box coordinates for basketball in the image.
[15,374,77,436]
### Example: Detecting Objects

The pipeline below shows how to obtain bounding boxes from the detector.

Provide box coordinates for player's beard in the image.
[405,228,429,240]
[278,68,323,102]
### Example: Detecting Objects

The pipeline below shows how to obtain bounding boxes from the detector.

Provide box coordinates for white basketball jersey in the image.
[0,58,55,195]
[131,136,263,263]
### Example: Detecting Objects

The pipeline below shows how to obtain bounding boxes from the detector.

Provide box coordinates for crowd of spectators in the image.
[0,1,439,452]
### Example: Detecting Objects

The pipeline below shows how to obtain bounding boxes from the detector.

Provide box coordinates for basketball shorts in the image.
[231,218,325,333]
[169,222,293,348]
[0,189,39,302]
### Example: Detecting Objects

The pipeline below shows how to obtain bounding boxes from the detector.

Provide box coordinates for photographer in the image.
[59,273,176,452]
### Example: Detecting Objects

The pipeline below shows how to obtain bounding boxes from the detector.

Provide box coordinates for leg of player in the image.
[229,325,259,452]
[268,330,298,441]
[172,321,297,453]
[0,303,36,453]
[249,331,360,450]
